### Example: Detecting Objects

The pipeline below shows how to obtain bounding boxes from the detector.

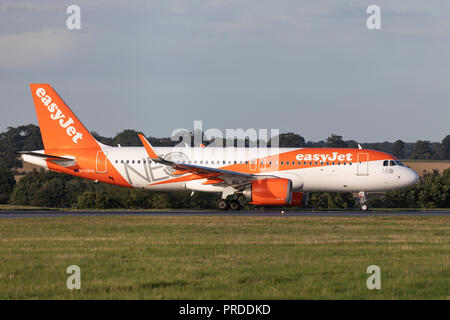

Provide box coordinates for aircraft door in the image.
[96,151,108,174]
[357,153,369,176]
[250,159,257,171]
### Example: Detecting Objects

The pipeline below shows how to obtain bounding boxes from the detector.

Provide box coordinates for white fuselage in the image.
[95,146,419,193]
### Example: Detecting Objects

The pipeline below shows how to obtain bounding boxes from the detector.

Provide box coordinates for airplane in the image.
[21,84,419,211]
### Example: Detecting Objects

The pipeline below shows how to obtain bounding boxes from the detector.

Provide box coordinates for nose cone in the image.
[405,168,419,187]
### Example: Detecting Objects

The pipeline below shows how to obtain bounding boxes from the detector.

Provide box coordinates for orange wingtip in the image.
[138,134,159,159]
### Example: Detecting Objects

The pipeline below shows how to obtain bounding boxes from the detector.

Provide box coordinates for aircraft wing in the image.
[137,134,275,187]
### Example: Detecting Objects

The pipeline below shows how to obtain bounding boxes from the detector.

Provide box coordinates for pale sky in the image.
[0,0,449,143]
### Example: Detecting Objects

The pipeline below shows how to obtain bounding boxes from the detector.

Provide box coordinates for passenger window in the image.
[314,162,318,165]
[137,160,140,164]
[309,162,312,165]
[245,161,248,165]
[126,160,129,164]
[115,160,118,164]
[281,161,284,165]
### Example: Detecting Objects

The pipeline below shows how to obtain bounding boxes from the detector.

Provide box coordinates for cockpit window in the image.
[383,160,389,166]
[389,160,396,166]
[395,160,404,166]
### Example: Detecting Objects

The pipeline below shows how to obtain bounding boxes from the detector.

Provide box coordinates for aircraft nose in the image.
[405,168,419,187]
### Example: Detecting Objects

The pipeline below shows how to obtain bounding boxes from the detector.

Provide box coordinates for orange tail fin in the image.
[30,84,99,150]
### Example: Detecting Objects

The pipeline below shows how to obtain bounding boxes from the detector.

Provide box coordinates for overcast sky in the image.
[0,0,449,143]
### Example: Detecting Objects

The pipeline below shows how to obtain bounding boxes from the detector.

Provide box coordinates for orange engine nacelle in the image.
[243,178,293,206]
[243,178,307,206]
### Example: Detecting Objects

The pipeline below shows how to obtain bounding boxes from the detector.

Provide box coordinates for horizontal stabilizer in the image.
[19,151,77,167]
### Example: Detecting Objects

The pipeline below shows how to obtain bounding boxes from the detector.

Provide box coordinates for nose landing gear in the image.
[358,191,369,211]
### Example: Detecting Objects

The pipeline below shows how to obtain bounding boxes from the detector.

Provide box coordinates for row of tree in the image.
[1,125,449,170]
[1,166,449,209]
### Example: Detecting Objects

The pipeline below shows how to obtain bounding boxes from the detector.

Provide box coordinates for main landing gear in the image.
[217,198,242,211]
[358,191,368,211]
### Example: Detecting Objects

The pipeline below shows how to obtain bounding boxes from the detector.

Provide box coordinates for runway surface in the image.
[0,210,449,218]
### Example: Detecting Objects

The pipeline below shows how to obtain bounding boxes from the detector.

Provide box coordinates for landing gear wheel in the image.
[217,199,230,210]
[358,191,369,212]
[229,199,242,211]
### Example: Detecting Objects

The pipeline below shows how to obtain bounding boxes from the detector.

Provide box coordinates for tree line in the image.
[0,124,449,209]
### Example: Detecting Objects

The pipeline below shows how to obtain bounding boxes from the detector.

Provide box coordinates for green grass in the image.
[0,215,448,299]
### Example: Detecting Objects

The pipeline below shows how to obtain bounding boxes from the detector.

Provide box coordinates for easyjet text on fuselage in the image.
[296,152,353,162]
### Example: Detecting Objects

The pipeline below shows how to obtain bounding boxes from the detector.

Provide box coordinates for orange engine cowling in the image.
[243,178,293,206]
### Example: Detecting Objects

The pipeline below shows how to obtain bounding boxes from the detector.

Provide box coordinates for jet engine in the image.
[242,178,307,206]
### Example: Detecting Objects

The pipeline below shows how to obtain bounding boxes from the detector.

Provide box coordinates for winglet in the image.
[138,134,159,159]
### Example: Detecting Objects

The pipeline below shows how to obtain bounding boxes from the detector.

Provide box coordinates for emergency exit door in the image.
[96,151,108,174]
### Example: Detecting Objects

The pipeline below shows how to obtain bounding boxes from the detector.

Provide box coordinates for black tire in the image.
[217,199,230,210]
[229,199,242,211]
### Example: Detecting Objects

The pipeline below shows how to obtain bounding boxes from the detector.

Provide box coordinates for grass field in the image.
[0,215,448,299]
[402,161,450,176]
